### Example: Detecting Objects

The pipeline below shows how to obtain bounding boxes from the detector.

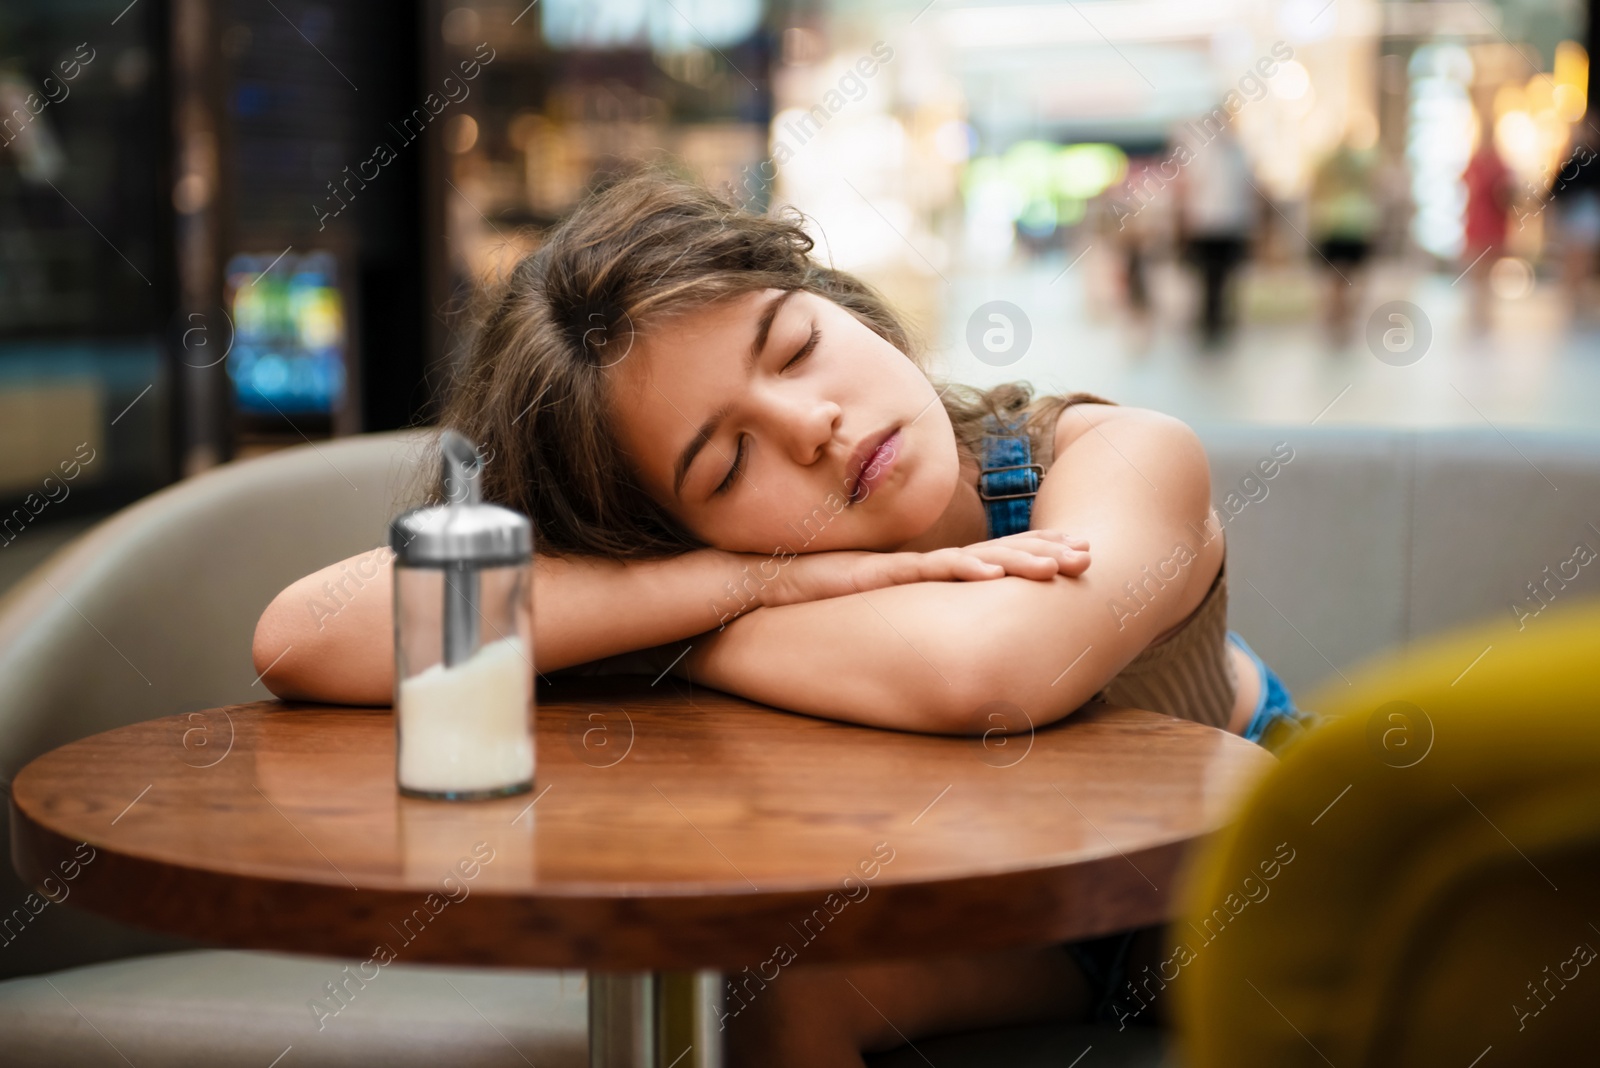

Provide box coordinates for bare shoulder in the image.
[1044,403,1212,519]
[1036,403,1222,639]
[1051,403,1207,468]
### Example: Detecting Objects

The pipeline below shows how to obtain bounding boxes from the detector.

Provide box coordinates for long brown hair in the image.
[432,167,1109,558]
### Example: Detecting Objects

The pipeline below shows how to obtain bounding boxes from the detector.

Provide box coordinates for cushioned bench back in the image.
[0,430,430,978]
[1197,424,1600,698]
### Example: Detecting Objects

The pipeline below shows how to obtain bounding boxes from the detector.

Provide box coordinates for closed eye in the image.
[714,434,746,496]
[710,325,817,497]
[782,325,820,372]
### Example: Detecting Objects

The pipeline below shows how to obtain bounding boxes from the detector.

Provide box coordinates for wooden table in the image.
[10,677,1275,1067]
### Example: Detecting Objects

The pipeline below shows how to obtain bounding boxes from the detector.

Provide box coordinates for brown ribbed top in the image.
[1099,562,1237,730]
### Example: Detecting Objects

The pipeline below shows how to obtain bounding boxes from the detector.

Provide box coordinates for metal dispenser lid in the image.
[389,429,532,567]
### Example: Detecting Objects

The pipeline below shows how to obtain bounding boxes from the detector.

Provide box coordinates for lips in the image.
[846,428,902,504]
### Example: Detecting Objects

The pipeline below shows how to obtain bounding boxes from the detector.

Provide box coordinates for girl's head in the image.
[437,169,1040,558]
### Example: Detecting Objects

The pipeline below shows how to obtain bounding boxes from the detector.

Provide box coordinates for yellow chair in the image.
[1174,597,1600,1066]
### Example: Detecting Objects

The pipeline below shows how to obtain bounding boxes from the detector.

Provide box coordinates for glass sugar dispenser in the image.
[389,429,534,800]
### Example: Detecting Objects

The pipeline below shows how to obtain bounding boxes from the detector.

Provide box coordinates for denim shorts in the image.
[1227,630,1317,755]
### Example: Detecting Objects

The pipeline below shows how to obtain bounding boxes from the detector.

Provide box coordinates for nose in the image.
[760,386,842,466]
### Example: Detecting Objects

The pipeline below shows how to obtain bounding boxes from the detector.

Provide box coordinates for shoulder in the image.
[1027,403,1224,647]
[1051,403,1206,466]
[1045,403,1213,515]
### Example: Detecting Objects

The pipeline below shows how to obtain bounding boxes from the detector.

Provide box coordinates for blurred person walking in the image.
[1100,155,1177,326]
[1309,137,1380,347]
[1178,126,1255,348]
[1097,156,1179,353]
[1461,134,1514,330]
[1111,158,1162,319]
[1551,121,1600,315]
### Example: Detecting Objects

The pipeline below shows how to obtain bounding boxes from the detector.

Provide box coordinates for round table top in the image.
[11,677,1277,970]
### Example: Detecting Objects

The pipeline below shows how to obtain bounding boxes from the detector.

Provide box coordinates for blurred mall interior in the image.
[3,0,1599,590]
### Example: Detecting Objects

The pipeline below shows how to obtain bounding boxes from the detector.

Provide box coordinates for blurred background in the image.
[3,0,1598,591]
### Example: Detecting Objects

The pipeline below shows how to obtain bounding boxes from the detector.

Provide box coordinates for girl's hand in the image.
[758,530,1089,610]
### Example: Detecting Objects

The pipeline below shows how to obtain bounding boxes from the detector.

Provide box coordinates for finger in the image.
[992,530,1089,552]
[1012,544,1090,576]
[947,552,1006,581]
[993,538,1088,568]
[967,559,1008,580]
[860,553,932,590]
[1006,536,1086,556]
[966,546,1062,579]
[1055,551,1091,576]
[889,553,946,586]
[924,549,1005,582]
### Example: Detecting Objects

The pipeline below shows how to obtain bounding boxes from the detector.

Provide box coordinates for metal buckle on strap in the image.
[978,463,1044,501]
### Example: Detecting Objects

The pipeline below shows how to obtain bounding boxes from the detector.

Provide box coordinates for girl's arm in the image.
[683,406,1224,733]
[251,533,1090,705]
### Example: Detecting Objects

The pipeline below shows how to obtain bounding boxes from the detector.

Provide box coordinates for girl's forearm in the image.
[255,545,766,703]
[253,546,398,705]
[685,476,1209,735]
[543,534,1090,673]
[533,547,771,670]
[685,574,1153,735]
[253,534,1089,706]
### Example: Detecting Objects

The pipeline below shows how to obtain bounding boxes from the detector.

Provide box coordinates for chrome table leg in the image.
[590,970,724,1068]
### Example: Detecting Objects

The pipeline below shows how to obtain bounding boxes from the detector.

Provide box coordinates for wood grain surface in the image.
[9,676,1276,970]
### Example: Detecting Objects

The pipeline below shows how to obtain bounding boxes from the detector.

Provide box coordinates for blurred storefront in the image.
[762,1,1593,312]
[1,0,429,512]
[1,0,1596,555]
[430,0,774,366]
[0,1,169,516]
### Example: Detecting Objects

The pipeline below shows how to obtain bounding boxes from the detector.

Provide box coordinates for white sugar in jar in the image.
[390,431,534,800]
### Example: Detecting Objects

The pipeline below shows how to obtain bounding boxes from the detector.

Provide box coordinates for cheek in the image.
[896,410,962,531]
[835,350,961,544]
[702,468,848,553]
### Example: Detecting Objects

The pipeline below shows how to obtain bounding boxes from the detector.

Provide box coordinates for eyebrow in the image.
[750,289,797,362]
[670,290,798,499]
[671,401,731,499]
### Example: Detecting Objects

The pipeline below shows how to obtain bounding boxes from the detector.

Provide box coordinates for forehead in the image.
[603,288,782,484]
[608,288,777,401]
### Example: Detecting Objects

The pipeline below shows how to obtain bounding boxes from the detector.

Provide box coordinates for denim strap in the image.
[1228,629,1318,754]
[979,415,1043,539]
